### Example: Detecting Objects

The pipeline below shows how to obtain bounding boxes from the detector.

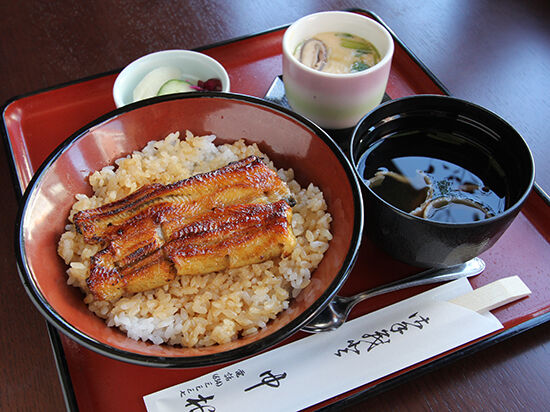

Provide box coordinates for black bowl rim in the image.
[350,94,535,228]
[15,91,364,368]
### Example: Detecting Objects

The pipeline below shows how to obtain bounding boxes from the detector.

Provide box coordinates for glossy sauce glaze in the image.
[75,156,297,300]
[74,156,293,242]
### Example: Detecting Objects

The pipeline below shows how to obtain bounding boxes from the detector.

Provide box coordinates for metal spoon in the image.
[301,257,485,333]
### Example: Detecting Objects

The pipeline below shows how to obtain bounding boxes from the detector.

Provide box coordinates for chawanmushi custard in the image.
[294,32,381,74]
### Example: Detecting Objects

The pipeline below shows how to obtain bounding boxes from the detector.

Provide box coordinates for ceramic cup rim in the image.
[282,11,395,79]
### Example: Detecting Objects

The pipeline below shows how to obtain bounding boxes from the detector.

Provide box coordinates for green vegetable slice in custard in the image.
[351,61,370,72]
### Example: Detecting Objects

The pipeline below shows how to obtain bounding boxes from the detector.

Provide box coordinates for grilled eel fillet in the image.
[73,156,297,301]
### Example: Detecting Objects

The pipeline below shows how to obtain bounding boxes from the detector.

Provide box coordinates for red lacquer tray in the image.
[3,10,550,412]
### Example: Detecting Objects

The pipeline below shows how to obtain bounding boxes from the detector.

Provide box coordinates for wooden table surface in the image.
[1,1,549,411]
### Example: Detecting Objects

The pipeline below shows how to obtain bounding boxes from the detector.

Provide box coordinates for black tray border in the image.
[1,8,549,412]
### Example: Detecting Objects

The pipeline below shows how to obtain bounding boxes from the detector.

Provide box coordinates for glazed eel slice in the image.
[88,200,296,301]
[74,156,297,301]
[73,156,294,243]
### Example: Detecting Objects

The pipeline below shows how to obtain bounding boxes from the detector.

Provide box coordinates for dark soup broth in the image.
[357,132,508,223]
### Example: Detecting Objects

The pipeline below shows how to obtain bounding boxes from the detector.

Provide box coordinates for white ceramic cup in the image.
[113,49,230,108]
[282,11,394,129]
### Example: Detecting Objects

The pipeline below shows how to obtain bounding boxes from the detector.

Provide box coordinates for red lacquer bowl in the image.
[15,92,363,367]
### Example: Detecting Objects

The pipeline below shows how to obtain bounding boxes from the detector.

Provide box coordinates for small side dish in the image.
[133,66,222,102]
[58,131,332,347]
[282,11,394,129]
[112,50,230,107]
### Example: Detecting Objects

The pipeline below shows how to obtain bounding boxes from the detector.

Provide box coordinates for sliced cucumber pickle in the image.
[157,79,196,95]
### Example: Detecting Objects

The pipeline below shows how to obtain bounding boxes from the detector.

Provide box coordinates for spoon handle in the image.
[342,257,486,314]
